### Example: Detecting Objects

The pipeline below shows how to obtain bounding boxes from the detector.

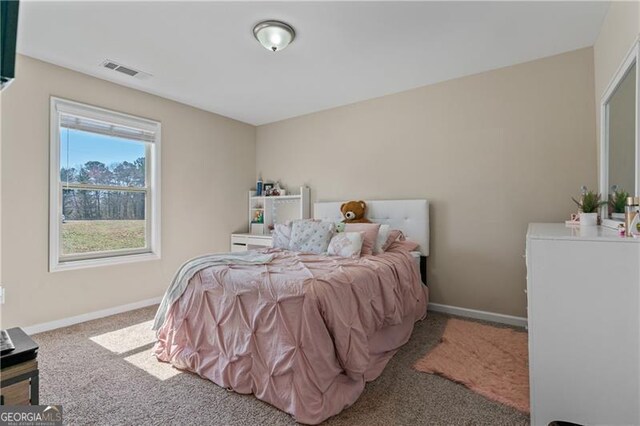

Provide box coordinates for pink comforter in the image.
[153,243,428,424]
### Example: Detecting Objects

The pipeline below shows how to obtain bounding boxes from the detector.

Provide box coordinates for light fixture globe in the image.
[253,20,295,52]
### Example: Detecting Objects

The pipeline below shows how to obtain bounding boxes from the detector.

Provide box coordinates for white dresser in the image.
[526,223,640,425]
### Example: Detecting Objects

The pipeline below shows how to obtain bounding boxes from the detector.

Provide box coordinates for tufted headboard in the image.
[313,199,430,256]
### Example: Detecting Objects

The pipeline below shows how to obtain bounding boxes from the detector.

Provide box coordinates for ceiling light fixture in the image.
[253,20,296,52]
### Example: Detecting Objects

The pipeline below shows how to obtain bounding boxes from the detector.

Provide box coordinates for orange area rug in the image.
[414,318,529,413]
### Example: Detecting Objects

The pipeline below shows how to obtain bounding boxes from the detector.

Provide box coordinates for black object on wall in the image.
[1,0,20,90]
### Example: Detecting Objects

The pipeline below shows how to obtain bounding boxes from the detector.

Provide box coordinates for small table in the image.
[0,328,39,405]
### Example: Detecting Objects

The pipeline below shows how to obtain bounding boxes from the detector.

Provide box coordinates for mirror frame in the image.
[600,39,640,219]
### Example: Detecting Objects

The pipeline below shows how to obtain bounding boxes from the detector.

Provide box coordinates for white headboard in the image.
[313,199,430,256]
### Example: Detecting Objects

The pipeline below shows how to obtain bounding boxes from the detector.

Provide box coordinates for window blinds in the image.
[59,113,156,143]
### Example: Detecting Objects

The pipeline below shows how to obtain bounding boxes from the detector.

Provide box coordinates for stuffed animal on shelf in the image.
[340,200,371,223]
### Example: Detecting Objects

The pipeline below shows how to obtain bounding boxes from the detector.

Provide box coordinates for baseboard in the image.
[428,302,528,328]
[22,296,162,335]
[21,298,525,335]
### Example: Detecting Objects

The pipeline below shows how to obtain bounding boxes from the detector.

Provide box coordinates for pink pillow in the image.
[382,229,405,251]
[344,223,381,256]
[387,238,419,252]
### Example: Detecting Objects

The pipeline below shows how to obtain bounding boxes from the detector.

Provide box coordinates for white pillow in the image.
[327,232,364,258]
[289,220,335,254]
[373,224,390,254]
[271,222,292,249]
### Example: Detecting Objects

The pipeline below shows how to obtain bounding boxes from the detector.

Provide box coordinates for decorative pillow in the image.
[373,224,390,254]
[327,232,364,258]
[289,220,335,254]
[271,222,293,249]
[344,223,381,256]
[387,238,419,252]
[334,222,346,233]
[382,229,405,251]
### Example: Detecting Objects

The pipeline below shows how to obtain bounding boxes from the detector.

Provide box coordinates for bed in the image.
[153,199,430,424]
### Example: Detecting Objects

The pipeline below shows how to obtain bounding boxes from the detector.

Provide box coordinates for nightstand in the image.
[0,328,39,405]
[230,233,272,252]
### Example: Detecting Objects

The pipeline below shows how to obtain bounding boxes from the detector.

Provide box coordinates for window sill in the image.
[50,251,160,272]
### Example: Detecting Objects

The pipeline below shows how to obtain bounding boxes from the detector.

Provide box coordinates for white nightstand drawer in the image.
[231,235,248,245]
[231,233,272,251]
[246,236,271,247]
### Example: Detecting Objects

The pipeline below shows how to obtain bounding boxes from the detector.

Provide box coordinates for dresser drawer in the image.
[1,380,30,405]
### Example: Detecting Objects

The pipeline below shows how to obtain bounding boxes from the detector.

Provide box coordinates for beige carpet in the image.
[33,306,529,425]
[414,318,529,413]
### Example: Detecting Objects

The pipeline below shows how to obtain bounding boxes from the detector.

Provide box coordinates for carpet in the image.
[33,306,530,425]
[414,318,529,413]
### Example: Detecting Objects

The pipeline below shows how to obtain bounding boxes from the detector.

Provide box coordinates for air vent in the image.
[100,60,151,80]
[114,65,138,77]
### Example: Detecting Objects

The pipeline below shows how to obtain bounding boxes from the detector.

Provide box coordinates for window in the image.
[50,98,161,271]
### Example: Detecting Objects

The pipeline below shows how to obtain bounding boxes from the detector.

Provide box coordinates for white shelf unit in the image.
[247,186,310,235]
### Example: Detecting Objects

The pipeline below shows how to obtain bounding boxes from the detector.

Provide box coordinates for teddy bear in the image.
[340,200,371,223]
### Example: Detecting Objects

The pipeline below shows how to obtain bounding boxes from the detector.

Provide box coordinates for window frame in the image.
[49,97,162,272]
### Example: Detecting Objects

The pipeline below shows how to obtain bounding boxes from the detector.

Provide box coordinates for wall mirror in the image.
[600,41,640,221]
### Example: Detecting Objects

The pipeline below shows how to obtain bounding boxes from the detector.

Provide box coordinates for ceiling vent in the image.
[100,60,151,80]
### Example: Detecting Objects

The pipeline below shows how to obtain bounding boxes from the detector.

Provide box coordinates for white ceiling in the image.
[18,1,609,125]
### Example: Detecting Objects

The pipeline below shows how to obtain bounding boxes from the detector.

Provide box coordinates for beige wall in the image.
[1,55,256,328]
[0,43,603,325]
[594,2,639,111]
[256,48,596,317]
